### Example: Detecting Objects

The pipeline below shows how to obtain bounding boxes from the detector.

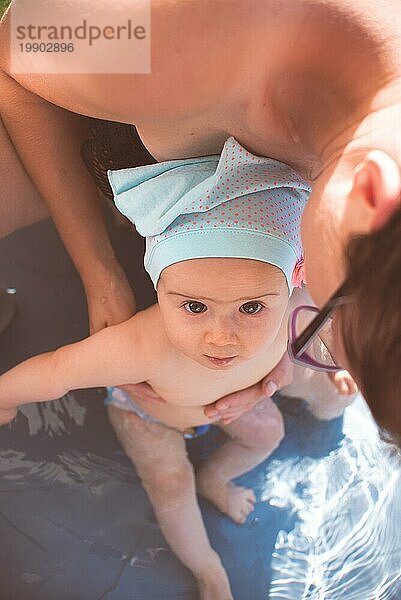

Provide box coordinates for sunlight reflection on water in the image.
[265,395,401,599]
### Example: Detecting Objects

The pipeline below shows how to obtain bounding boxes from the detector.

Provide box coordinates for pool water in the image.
[264,395,401,599]
[1,389,400,599]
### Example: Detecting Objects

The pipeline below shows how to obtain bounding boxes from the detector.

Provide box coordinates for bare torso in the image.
[118,303,288,430]
[2,0,393,181]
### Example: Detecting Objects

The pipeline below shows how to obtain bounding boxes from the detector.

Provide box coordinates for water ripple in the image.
[265,397,401,599]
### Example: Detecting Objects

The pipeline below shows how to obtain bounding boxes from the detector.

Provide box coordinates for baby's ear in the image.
[350,150,401,231]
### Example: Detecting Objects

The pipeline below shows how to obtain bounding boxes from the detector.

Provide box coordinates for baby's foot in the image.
[197,470,256,524]
[225,484,256,524]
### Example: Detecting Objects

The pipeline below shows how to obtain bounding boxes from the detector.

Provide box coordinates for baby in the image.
[0,139,355,600]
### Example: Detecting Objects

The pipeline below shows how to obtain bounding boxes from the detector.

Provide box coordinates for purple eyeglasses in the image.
[287,282,348,372]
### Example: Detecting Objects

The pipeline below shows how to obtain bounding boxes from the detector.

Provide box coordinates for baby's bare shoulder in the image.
[124,304,169,353]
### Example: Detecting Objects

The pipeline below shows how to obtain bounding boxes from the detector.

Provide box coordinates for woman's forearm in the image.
[0,63,136,330]
[0,69,119,287]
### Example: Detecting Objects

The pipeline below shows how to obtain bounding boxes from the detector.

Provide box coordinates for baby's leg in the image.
[107,406,233,600]
[196,398,284,524]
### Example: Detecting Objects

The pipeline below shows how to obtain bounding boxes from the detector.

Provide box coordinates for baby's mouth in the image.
[204,355,238,367]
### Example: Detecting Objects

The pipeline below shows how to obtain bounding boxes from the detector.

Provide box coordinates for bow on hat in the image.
[107,137,311,237]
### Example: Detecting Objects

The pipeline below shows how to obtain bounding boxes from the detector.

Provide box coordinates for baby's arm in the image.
[0,313,152,418]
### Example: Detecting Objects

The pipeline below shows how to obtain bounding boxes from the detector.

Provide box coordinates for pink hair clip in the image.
[292,256,306,288]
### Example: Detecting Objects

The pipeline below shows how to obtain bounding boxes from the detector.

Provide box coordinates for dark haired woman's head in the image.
[341,205,401,443]
[302,142,401,441]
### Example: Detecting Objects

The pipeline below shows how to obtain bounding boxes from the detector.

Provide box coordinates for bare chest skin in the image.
[131,2,388,182]
[2,1,388,182]
[122,305,288,430]
[136,120,318,183]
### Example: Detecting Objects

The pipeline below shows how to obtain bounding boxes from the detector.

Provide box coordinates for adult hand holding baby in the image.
[204,352,293,424]
[119,352,293,415]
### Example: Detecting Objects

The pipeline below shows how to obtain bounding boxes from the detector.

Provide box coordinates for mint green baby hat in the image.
[108,137,311,291]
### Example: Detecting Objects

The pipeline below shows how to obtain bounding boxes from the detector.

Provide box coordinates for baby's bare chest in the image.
[127,305,287,429]
[150,357,269,406]
[128,344,282,430]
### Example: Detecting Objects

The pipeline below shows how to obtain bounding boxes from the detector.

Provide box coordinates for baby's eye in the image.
[183,301,207,314]
[239,302,263,315]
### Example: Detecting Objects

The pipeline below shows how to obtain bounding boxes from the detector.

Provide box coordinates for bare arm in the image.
[0,8,136,331]
[0,0,266,332]
[0,0,233,329]
[0,315,150,413]
[0,69,136,331]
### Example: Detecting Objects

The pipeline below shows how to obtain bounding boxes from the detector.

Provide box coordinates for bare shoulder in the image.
[131,304,167,345]
[121,304,169,361]
[0,0,260,122]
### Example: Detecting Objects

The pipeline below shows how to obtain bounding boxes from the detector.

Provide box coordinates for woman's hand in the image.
[118,354,294,414]
[118,382,167,405]
[84,262,136,334]
[203,352,294,424]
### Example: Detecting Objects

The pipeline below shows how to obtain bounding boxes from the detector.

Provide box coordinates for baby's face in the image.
[157,258,289,370]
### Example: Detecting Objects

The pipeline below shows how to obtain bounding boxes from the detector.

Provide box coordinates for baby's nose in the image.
[205,324,238,347]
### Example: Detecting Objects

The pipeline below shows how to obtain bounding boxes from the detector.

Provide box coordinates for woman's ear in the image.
[351,150,401,230]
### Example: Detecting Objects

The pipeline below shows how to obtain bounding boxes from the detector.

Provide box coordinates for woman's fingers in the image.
[204,384,264,420]
[262,352,293,396]
[204,352,293,422]
[118,382,167,404]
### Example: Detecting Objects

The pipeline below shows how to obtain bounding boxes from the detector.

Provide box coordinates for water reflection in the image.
[1,392,400,598]
[0,392,135,491]
[264,396,401,599]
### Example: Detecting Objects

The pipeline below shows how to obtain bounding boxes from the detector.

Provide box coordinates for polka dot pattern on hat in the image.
[149,138,308,261]
[109,137,312,289]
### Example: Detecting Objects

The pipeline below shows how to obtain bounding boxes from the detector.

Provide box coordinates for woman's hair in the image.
[81,119,156,201]
[341,204,401,443]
